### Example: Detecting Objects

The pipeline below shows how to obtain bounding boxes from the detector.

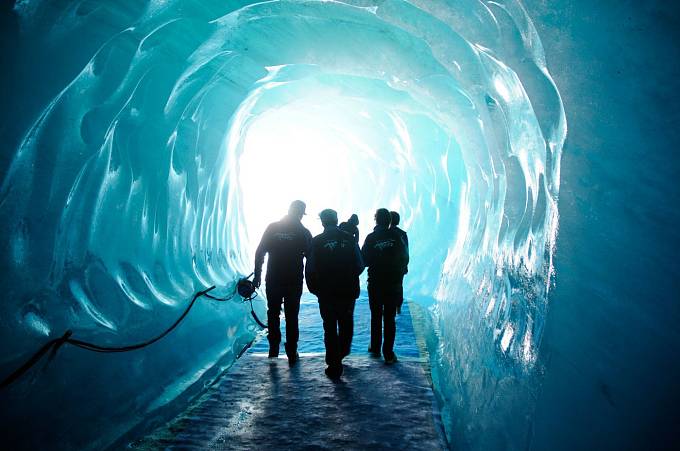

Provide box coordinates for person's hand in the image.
[253,274,261,288]
[396,305,401,315]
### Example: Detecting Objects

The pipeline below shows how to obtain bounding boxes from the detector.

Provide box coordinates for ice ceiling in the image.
[0,0,565,449]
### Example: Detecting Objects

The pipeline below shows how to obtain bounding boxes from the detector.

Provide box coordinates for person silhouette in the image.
[389,211,409,314]
[361,208,408,364]
[305,209,364,379]
[253,200,312,365]
[339,213,360,243]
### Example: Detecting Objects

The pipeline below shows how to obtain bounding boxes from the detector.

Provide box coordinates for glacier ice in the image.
[0,0,565,449]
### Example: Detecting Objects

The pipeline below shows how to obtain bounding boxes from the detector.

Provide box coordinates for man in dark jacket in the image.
[361,208,408,364]
[253,200,312,365]
[389,211,409,314]
[338,213,360,243]
[306,209,364,379]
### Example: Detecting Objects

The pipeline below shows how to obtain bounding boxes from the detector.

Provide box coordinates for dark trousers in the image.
[397,275,405,308]
[368,284,400,357]
[318,298,356,367]
[266,284,302,355]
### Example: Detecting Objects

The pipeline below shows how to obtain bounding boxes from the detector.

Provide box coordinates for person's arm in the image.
[352,241,365,277]
[305,241,318,295]
[403,231,409,274]
[361,235,372,268]
[253,225,271,287]
[303,228,313,258]
[398,233,408,275]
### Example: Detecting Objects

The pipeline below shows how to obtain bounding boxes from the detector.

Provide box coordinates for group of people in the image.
[253,200,409,379]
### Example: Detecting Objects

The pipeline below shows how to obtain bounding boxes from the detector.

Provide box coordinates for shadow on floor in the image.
[132,296,447,450]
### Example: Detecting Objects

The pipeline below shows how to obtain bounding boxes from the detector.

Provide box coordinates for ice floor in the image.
[131,295,447,450]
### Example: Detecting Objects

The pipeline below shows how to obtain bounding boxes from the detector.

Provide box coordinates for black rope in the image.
[0,274,274,389]
[0,282,267,391]
[0,287,216,388]
[204,281,267,329]
[203,292,236,302]
[0,330,74,389]
[207,284,266,329]
[248,296,268,329]
[66,286,216,353]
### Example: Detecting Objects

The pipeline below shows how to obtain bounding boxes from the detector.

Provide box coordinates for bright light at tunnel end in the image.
[235,98,406,262]
[239,107,356,240]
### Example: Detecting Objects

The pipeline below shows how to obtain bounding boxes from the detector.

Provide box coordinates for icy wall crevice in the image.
[0,1,565,449]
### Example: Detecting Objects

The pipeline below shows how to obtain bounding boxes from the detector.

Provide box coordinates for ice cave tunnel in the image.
[1,0,676,450]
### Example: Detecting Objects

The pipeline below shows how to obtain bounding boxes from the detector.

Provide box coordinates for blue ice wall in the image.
[520,2,680,449]
[0,0,569,449]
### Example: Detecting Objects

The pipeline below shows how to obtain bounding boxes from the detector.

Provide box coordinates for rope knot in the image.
[48,329,73,362]
[57,330,73,347]
[1,284,243,391]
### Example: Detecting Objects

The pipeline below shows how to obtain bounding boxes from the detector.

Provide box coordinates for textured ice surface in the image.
[134,354,444,451]
[132,297,445,450]
[0,0,564,449]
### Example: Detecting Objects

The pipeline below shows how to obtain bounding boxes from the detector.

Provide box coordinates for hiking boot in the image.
[268,346,279,358]
[384,353,398,365]
[284,343,298,363]
[368,347,381,358]
[325,364,343,380]
[288,352,300,367]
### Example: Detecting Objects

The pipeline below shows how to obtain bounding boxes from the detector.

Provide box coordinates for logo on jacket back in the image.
[323,240,337,250]
[323,239,348,250]
[374,239,395,250]
[275,232,295,241]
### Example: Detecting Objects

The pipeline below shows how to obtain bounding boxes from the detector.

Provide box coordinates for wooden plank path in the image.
[132,295,448,450]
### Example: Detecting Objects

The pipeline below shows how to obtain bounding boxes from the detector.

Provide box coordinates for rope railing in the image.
[1,280,267,391]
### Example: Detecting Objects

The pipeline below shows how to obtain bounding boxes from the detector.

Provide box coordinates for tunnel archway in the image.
[0,1,565,449]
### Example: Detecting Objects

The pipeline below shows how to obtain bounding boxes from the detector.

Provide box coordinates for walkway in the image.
[133,294,447,450]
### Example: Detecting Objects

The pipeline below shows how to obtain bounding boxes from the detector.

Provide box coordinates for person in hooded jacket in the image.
[361,208,408,364]
[338,213,360,243]
[253,200,312,365]
[305,209,364,379]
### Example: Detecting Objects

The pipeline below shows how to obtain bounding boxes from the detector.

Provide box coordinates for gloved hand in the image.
[253,273,261,288]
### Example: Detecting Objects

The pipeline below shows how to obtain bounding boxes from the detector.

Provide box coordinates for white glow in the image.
[238,105,387,257]
[493,75,512,103]
[500,324,514,353]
